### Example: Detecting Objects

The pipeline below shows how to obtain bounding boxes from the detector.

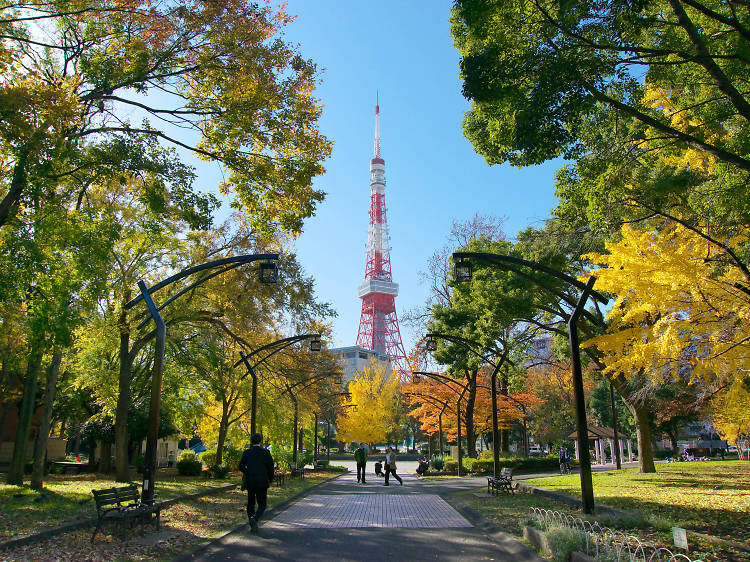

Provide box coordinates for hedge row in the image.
[441,455,563,474]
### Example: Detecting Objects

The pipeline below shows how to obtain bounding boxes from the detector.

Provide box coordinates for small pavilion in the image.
[567,425,635,465]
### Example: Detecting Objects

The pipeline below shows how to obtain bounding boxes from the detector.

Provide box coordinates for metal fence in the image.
[529,507,703,562]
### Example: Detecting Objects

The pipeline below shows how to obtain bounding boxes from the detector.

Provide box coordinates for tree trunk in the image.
[7,346,43,485]
[216,415,229,466]
[31,349,62,490]
[500,373,510,453]
[0,402,9,443]
[100,441,113,473]
[88,439,97,468]
[666,429,678,453]
[115,298,132,482]
[629,401,656,473]
[0,145,29,228]
[73,427,82,458]
[464,371,478,458]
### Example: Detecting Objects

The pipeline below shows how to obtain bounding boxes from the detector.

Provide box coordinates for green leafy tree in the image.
[0,0,332,233]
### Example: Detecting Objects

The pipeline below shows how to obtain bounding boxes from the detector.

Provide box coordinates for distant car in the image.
[529,445,543,455]
[728,445,738,453]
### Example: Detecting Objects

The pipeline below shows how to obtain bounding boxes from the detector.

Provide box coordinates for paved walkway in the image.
[177,471,545,561]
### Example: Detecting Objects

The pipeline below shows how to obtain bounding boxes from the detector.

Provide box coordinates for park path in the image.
[176,470,545,561]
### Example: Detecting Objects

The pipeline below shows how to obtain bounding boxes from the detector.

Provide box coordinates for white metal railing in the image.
[529,507,703,562]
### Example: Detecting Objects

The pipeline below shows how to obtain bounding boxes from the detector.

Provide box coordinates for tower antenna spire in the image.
[374,90,381,158]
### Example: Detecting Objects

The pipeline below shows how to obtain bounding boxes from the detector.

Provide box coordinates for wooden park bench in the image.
[273,469,286,487]
[487,467,515,495]
[91,485,161,542]
[289,463,305,479]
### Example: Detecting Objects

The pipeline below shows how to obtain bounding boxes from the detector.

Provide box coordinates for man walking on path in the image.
[238,433,274,533]
[354,443,368,484]
[384,447,403,486]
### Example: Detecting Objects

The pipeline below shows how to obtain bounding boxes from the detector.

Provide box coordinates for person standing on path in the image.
[238,433,275,533]
[384,447,403,486]
[354,443,368,484]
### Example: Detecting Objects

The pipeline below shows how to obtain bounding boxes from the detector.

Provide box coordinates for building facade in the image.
[330,345,392,384]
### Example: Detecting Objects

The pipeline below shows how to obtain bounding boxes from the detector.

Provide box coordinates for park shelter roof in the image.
[567,426,618,440]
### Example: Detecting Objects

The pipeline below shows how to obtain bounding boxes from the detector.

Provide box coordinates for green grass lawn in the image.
[525,460,750,543]
[0,470,240,541]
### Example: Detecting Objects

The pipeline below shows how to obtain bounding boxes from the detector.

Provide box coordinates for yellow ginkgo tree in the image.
[336,360,401,447]
[583,222,750,419]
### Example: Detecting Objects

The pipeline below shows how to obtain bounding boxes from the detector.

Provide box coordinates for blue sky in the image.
[278,1,562,351]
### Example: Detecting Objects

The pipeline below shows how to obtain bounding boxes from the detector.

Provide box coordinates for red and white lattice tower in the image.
[355,94,408,375]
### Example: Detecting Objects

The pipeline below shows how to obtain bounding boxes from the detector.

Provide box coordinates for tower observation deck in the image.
[355,94,408,375]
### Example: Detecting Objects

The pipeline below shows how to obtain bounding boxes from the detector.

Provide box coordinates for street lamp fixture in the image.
[309,336,322,352]
[425,335,438,352]
[454,259,472,283]
[259,261,280,284]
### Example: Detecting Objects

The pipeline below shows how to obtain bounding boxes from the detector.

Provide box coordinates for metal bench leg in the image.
[91,519,102,543]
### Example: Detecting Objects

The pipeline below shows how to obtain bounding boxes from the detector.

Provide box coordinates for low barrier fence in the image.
[529,507,702,562]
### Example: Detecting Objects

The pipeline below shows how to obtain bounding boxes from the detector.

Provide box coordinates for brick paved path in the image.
[271,493,472,528]
[176,470,544,561]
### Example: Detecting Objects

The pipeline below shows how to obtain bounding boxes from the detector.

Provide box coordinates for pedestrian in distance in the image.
[238,433,274,533]
[354,442,368,484]
[559,445,571,474]
[384,447,403,486]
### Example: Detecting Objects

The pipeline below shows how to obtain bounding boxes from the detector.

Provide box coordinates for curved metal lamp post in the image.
[281,372,332,466]
[234,334,322,434]
[404,391,449,460]
[425,332,511,479]
[452,251,608,514]
[124,254,279,504]
[412,371,484,477]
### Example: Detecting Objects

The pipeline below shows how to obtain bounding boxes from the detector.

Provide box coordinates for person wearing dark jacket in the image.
[354,443,368,484]
[238,433,274,533]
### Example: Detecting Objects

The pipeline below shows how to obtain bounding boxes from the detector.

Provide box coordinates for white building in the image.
[330,345,392,384]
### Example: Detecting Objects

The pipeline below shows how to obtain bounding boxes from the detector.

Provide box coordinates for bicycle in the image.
[559,461,571,475]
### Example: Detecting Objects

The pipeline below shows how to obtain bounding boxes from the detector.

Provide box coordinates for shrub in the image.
[299,452,314,468]
[134,454,145,473]
[444,460,458,474]
[478,450,494,460]
[212,464,230,479]
[223,446,243,471]
[545,527,588,562]
[652,448,673,460]
[328,465,348,472]
[269,443,293,471]
[430,455,445,471]
[316,459,329,468]
[200,450,217,467]
[470,459,494,473]
[176,450,202,476]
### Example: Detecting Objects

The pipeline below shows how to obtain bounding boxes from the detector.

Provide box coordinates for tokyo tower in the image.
[355,94,408,374]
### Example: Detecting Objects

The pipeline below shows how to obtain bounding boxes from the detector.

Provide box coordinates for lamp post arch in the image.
[124,254,279,505]
[425,331,516,479]
[452,251,608,514]
[411,371,487,477]
[234,333,322,435]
